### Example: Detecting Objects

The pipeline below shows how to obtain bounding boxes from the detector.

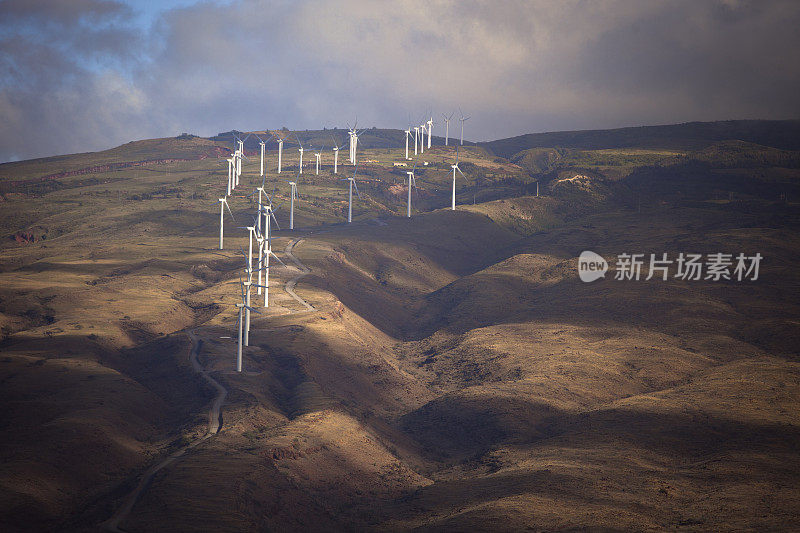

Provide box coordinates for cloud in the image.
[1,0,799,162]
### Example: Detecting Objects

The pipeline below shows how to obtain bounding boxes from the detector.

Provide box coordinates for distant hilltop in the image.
[480,119,800,159]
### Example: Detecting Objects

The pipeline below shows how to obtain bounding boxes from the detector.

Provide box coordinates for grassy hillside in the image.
[1,122,799,531]
[0,136,229,184]
[482,119,800,158]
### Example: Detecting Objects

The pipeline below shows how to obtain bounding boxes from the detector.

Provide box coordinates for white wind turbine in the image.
[257,197,286,308]
[288,180,298,229]
[450,145,468,210]
[419,123,426,154]
[347,122,364,165]
[226,156,234,195]
[234,270,260,371]
[217,197,235,249]
[313,144,324,175]
[442,112,454,146]
[340,161,362,223]
[427,117,433,149]
[331,135,342,174]
[346,121,357,163]
[406,157,419,218]
[404,127,412,160]
[255,133,273,178]
[277,136,284,173]
[235,257,266,354]
[353,129,364,164]
[295,133,305,174]
[246,170,271,239]
[413,126,419,155]
[459,109,470,145]
[234,135,245,184]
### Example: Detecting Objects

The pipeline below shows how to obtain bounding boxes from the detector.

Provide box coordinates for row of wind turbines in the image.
[216,114,471,371]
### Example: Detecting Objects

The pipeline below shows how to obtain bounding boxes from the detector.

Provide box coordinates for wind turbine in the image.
[459,109,470,145]
[406,158,419,218]
[353,130,364,165]
[234,270,261,370]
[217,197,235,249]
[255,133,273,178]
[341,162,362,223]
[313,144,324,175]
[442,112,454,146]
[331,135,341,174]
[404,128,412,160]
[235,264,264,357]
[413,126,419,155]
[347,123,364,165]
[234,135,245,183]
[226,156,234,195]
[288,179,298,229]
[346,121,357,163]
[419,124,425,154]
[427,117,433,149]
[277,136,284,173]
[247,171,270,236]
[233,134,249,186]
[450,146,468,210]
[258,199,286,307]
[295,133,305,174]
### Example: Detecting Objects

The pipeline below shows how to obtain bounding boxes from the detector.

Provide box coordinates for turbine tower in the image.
[226,156,234,195]
[235,302,245,371]
[459,109,470,146]
[406,158,419,218]
[450,146,467,210]
[235,270,261,370]
[404,128,412,160]
[295,133,305,174]
[277,137,284,173]
[288,180,298,230]
[313,145,324,175]
[259,138,265,177]
[331,135,341,174]
[217,197,235,249]
[442,112,454,146]
[427,117,433,149]
[341,162,362,223]
[258,200,286,308]
[413,126,419,155]
[419,124,425,154]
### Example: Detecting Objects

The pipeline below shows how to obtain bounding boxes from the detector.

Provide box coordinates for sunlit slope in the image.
[0,136,228,183]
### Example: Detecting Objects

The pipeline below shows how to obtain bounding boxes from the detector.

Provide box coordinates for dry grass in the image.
[1,142,799,531]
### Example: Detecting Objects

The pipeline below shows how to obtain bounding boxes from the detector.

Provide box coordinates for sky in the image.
[1,0,799,162]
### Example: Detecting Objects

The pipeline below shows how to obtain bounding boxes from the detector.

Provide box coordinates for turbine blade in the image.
[224,200,236,222]
[270,250,287,267]
[353,180,361,198]
[271,212,281,231]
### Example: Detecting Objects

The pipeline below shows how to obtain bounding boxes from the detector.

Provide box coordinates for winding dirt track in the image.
[284,237,315,311]
[101,330,224,532]
[102,237,314,531]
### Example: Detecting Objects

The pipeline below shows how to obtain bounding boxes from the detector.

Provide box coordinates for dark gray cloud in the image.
[1,0,799,162]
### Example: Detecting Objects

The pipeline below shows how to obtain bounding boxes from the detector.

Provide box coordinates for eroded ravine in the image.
[102,238,315,531]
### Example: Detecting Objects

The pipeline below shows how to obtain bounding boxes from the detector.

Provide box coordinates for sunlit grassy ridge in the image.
[1,120,799,530]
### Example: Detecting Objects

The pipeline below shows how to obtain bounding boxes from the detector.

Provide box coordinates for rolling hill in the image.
[0,120,799,531]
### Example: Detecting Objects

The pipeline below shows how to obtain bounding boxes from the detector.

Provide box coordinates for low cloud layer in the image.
[1,0,799,161]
